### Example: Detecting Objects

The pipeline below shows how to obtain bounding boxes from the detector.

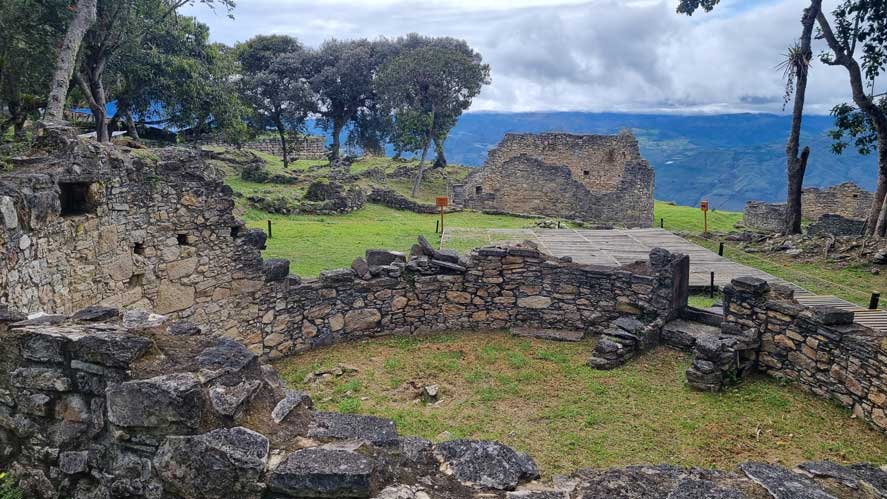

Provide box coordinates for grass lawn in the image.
[275,330,887,476]
[654,201,743,233]
[243,204,532,277]
[689,236,884,307]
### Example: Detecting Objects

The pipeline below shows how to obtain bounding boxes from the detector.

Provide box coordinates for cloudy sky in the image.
[183,0,865,115]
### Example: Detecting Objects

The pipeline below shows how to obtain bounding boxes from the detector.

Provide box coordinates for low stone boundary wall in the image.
[685,276,887,436]
[368,187,442,214]
[807,213,866,236]
[252,240,689,359]
[190,136,327,160]
[743,201,786,232]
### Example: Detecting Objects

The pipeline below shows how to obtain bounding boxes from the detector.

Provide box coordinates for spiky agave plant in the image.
[777,43,812,110]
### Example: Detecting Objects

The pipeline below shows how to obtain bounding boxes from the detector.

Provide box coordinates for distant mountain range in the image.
[422,112,877,212]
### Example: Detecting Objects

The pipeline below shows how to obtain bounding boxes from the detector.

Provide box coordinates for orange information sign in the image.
[436,197,449,207]
[700,200,709,212]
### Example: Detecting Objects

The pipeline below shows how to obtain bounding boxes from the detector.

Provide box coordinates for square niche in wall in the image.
[59,182,101,217]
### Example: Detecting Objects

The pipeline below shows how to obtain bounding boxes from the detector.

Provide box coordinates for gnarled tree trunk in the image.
[45,0,97,123]
[783,0,821,234]
[433,136,447,168]
[817,11,887,236]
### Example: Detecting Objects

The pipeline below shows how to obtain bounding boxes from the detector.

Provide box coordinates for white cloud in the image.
[183,0,857,114]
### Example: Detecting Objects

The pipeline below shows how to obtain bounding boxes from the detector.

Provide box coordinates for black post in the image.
[718,242,724,256]
[660,218,664,229]
[267,220,272,239]
[710,272,715,299]
[870,292,881,310]
[435,220,439,234]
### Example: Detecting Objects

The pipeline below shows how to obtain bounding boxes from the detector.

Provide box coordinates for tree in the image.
[678,0,822,235]
[817,1,887,236]
[237,36,315,167]
[110,17,244,141]
[376,39,490,197]
[0,1,68,138]
[74,0,234,142]
[309,39,388,161]
[45,0,97,123]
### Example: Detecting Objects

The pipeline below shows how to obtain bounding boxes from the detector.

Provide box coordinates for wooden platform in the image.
[442,227,886,333]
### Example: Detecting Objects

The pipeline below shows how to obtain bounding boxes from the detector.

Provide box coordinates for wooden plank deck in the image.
[441,227,886,333]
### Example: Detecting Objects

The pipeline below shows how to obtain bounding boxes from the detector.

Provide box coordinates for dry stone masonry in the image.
[3,128,887,498]
[453,131,654,227]
[189,136,326,161]
[684,276,887,438]
[802,182,874,220]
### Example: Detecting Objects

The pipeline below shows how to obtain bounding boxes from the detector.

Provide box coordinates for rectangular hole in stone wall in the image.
[475,186,483,195]
[583,170,590,176]
[133,242,145,256]
[177,234,190,246]
[59,182,99,217]
[230,226,240,238]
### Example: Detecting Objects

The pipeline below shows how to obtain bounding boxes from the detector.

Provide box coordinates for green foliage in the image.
[236,35,315,166]
[829,98,887,155]
[376,37,490,160]
[676,0,721,15]
[0,471,22,499]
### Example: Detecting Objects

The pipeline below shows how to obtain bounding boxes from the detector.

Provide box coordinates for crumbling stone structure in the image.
[743,201,786,232]
[685,276,887,437]
[802,182,874,220]
[4,128,887,498]
[807,213,866,236]
[4,311,886,499]
[452,132,654,227]
[190,136,326,160]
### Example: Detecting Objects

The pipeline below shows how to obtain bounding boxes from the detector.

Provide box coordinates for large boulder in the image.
[154,427,269,499]
[433,440,539,490]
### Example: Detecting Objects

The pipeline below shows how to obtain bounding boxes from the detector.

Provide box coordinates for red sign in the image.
[700,200,709,212]
[436,197,449,207]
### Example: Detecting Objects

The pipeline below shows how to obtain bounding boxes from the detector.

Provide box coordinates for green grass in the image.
[690,236,884,307]
[688,292,721,309]
[654,201,743,233]
[245,204,531,277]
[275,331,887,476]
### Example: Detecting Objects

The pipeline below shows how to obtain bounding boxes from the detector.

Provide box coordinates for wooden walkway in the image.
[442,227,886,333]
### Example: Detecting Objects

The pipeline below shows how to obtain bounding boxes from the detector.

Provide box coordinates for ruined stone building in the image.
[801,182,874,220]
[452,131,655,227]
[744,182,875,234]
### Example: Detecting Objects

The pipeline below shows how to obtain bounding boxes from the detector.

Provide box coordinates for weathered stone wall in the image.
[743,201,786,232]
[685,276,887,437]
[807,213,866,236]
[455,132,654,227]
[802,182,874,220]
[252,243,687,360]
[4,311,884,499]
[0,128,684,362]
[0,126,269,336]
[190,136,327,160]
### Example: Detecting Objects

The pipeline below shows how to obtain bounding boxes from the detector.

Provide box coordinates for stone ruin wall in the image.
[455,132,654,228]
[189,136,327,160]
[4,130,887,498]
[802,182,874,220]
[0,127,270,339]
[743,201,786,232]
[744,182,875,234]
[684,276,887,437]
[0,127,685,361]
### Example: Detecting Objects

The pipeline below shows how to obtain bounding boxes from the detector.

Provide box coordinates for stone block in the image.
[269,448,375,498]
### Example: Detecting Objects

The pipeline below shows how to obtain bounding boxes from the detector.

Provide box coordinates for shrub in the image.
[0,471,23,499]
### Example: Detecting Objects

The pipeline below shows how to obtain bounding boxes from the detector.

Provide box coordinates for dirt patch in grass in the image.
[274,330,887,477]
